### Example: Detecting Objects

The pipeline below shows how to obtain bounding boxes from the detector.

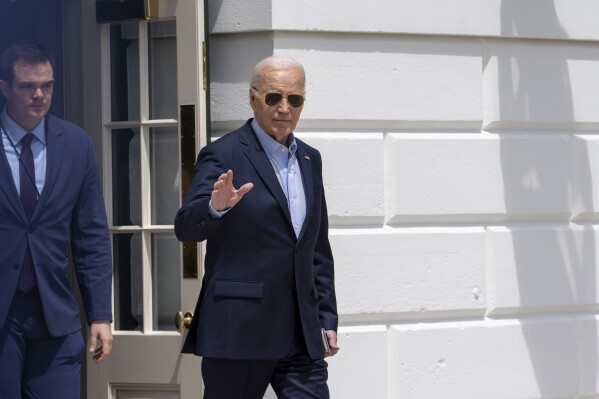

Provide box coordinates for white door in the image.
[87,1,207,397]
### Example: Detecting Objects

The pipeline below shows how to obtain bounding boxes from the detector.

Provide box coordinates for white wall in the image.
[208,1,599,397]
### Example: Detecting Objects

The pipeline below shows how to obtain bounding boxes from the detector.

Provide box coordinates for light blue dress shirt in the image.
[208,120,307,238]
[0,108,47,196]
[251,119,306,238]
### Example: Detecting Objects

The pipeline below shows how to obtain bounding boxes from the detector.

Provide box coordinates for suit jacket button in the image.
[199,219,206,227]
[13,263,20,270]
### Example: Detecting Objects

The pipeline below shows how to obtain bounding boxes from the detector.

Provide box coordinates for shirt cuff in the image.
[209,200,231,219]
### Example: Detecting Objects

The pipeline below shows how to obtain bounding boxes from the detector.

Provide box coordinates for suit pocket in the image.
[214,280,264,299]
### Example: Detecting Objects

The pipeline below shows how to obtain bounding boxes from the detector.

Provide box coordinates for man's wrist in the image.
[209,200,231,219]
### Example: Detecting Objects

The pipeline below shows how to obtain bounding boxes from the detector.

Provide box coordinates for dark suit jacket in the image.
[175,119,337,360]
[0,115,112,337]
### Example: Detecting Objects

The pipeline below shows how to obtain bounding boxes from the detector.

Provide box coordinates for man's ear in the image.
[249,89,257,110]
[0,80,8,98]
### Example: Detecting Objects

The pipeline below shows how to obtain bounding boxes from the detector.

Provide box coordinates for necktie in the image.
[18,133,38,292]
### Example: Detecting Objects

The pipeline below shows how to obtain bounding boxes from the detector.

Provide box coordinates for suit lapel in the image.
[296,142,313,241]
[240,125,293,225]
[0,142,26,221]
[30,116,65,224]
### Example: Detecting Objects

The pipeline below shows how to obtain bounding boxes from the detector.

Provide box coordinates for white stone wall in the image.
[208,1,599,397]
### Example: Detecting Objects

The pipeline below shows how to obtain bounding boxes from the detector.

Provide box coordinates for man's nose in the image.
[277,98,290,112]
[32,87,44,97]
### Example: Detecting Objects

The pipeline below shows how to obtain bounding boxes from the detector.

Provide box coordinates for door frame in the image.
[77,0,207,397]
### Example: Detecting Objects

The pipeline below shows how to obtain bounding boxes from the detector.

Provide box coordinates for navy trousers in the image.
[0,289,84,399]
[201,301,329,399]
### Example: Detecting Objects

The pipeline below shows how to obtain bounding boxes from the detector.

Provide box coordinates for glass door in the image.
[87,1,206,397]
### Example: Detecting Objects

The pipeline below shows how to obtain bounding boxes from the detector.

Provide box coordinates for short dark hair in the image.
[0,40,55,84]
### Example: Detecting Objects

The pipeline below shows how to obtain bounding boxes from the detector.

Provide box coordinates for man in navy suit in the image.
[175,55,339,398]
[0,41,113,398]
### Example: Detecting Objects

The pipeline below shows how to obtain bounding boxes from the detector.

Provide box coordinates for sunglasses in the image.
[252,87,305,108]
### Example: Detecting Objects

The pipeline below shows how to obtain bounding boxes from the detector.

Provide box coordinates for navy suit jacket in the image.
[0,115,112,337]
[175,119,337,360]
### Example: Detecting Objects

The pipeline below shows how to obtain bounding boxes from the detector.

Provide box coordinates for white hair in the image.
[250,55,305,90]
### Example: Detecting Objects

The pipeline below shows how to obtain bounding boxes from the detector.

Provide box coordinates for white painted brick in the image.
[208,0,272,33]
[328,326,388,399]
[298,133,384,226]
[331,228,486,315]
[208,34,272,124]
[573,135,599,220]
[263,386,277,399]
[483,40,599,129]
[263,326,388,398]
[207,34,482,125]
[487,225,599,313]
[272,0,498,37]
[201,6,599,399]
[209,12,599,129]
[388,318,580,398]
[580,316,599,394]
[279,36,482,124]
[385,133,572,224]
[211,0,599,42]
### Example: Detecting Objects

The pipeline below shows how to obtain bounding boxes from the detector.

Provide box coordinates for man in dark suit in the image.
[175,55,339,398]
[0,41,113,398]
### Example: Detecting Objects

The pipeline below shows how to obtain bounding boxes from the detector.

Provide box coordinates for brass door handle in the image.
[175,311,193,329]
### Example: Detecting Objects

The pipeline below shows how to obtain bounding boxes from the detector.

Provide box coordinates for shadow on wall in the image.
[498,1,596,397]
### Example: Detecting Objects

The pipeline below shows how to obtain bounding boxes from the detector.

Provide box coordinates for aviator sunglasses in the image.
[252,87,305,108]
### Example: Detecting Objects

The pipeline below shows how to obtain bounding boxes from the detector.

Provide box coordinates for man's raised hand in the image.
[211,170,254,211]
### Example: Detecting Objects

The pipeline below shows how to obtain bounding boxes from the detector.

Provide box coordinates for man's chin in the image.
[29,110,48,119]
[273,123,296,134]
[20,113,47,128]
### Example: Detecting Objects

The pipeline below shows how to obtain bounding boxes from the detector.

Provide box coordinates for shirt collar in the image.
[1,107,47,146]
[251,118,298,158]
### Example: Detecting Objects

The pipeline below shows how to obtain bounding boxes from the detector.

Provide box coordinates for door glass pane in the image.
[110,23,140,122]
[113,233,143,331]
[152,233,181,331]
[150,127,179,225]
[112,129,141,226]
[148,20,177,120]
